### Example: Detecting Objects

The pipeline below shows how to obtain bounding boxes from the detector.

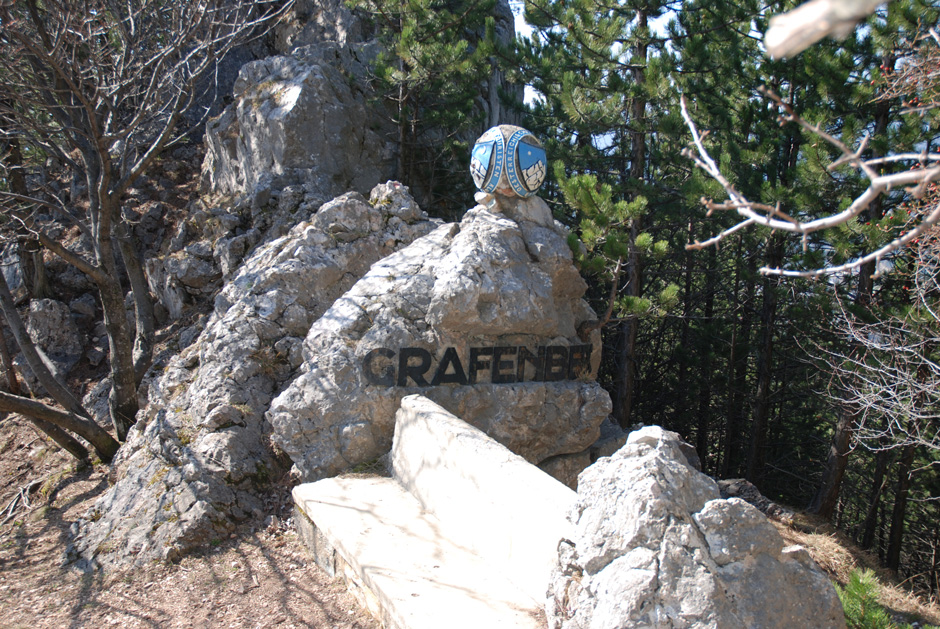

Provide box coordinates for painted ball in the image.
[470,125,546,198]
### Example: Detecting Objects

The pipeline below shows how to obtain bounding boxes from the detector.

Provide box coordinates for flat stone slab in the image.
[293,476,547,629]
[391,395,576,602]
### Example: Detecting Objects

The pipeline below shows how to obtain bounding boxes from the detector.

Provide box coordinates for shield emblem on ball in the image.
[470,127,505,193]
[518,140,547,193]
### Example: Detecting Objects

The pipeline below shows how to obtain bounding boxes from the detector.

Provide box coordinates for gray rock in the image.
[200,45,393,200]
[53,265,94,292]
[16,299,84,393]
[134,202,166,250]
[82,379,112,429]
[589,416,628,462]
[71,183,436,570]
[69,293,97,319]
[267,194,610,481]
[274,0,362,53]
[539,449,592,490]
[163,251,221,291]
[146,257,187,320]
[718,478,795,522]
[184,240,215,261]
[1,243,27,303]
[85,345,107,368]
[546,425,846,629]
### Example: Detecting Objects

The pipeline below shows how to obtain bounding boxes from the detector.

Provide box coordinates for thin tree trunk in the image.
[115,222,155,384]
[810,97,891,518]
[95,196,140,441]
[746,235,782,483]
[0,390,117,461]
[97,270,139,440]
[613,10,648,430]
[18,240,52,300]
[0,270,88,419]
[0,322,20,395]
[886,444,916,572]
[696,246,717,473]
[26,416,90,463]
[677,222,695,429]
[861,445,891,550]
[722,245,755,478]
[3,133,28,197]
[808,407,854,517]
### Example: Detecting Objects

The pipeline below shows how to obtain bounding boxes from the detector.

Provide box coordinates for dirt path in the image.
[0,416,379,629]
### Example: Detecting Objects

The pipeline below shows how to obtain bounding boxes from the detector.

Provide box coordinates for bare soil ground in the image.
[0,416,380,629]
[3,408,940,629]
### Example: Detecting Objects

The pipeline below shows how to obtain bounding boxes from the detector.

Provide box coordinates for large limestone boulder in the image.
[70,184,436,569]
[201,44,393,200]
[547,426,846,629]
[267,194,612,481]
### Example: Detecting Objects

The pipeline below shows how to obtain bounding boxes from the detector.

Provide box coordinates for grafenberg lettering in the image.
[361,344,593,387]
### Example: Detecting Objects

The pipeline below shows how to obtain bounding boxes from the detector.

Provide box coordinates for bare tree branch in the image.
[680,92,940,278]
[765,0,886,59]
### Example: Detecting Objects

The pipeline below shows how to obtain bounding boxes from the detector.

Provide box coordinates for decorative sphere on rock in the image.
[470,125,546,198]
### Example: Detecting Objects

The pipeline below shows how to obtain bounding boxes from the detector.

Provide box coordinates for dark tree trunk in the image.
[26,416,90,463]
[810,96,891,518]
[3,134,28,197]
[886,444,916,572]
[18,240,52,300]
[115,221,155,384]
[97,270,139,440]
[613,10,648,430]
[808,408,854,517]
[676,222,695,430]
[861,445,891,550]
[722,244,755,478]
[746,235,783,483]
[0,322,20,395]
[696,246,716,472]
[0,390,117,461]
[94,194,140,441]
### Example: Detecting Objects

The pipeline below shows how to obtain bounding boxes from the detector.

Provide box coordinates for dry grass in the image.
[773,512,940,627]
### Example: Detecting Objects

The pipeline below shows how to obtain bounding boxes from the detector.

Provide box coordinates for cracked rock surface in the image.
[267,194,611,481]
[70,184,436,570]
[547,426,846,629]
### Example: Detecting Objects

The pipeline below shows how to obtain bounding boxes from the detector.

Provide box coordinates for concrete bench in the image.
[293,394,577,628]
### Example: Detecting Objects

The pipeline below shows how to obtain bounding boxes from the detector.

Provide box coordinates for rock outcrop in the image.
[267,193,611,481]
[70,183,436,569]
[200,44,393,200]
[547,426,846,629]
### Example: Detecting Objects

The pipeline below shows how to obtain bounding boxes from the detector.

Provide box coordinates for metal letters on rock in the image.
[361,344,593,388]
[471,125,546,198]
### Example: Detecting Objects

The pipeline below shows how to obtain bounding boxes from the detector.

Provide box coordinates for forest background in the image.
[1,0,938,607]
[348,0,940,599]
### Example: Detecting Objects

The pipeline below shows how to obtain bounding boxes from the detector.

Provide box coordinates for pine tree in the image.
[517,0,679,429]
[349,0,501,217]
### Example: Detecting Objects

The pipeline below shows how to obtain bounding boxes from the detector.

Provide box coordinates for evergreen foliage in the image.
[509,0,940,597]
[837,569,900,629]
[348,0,500,217]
